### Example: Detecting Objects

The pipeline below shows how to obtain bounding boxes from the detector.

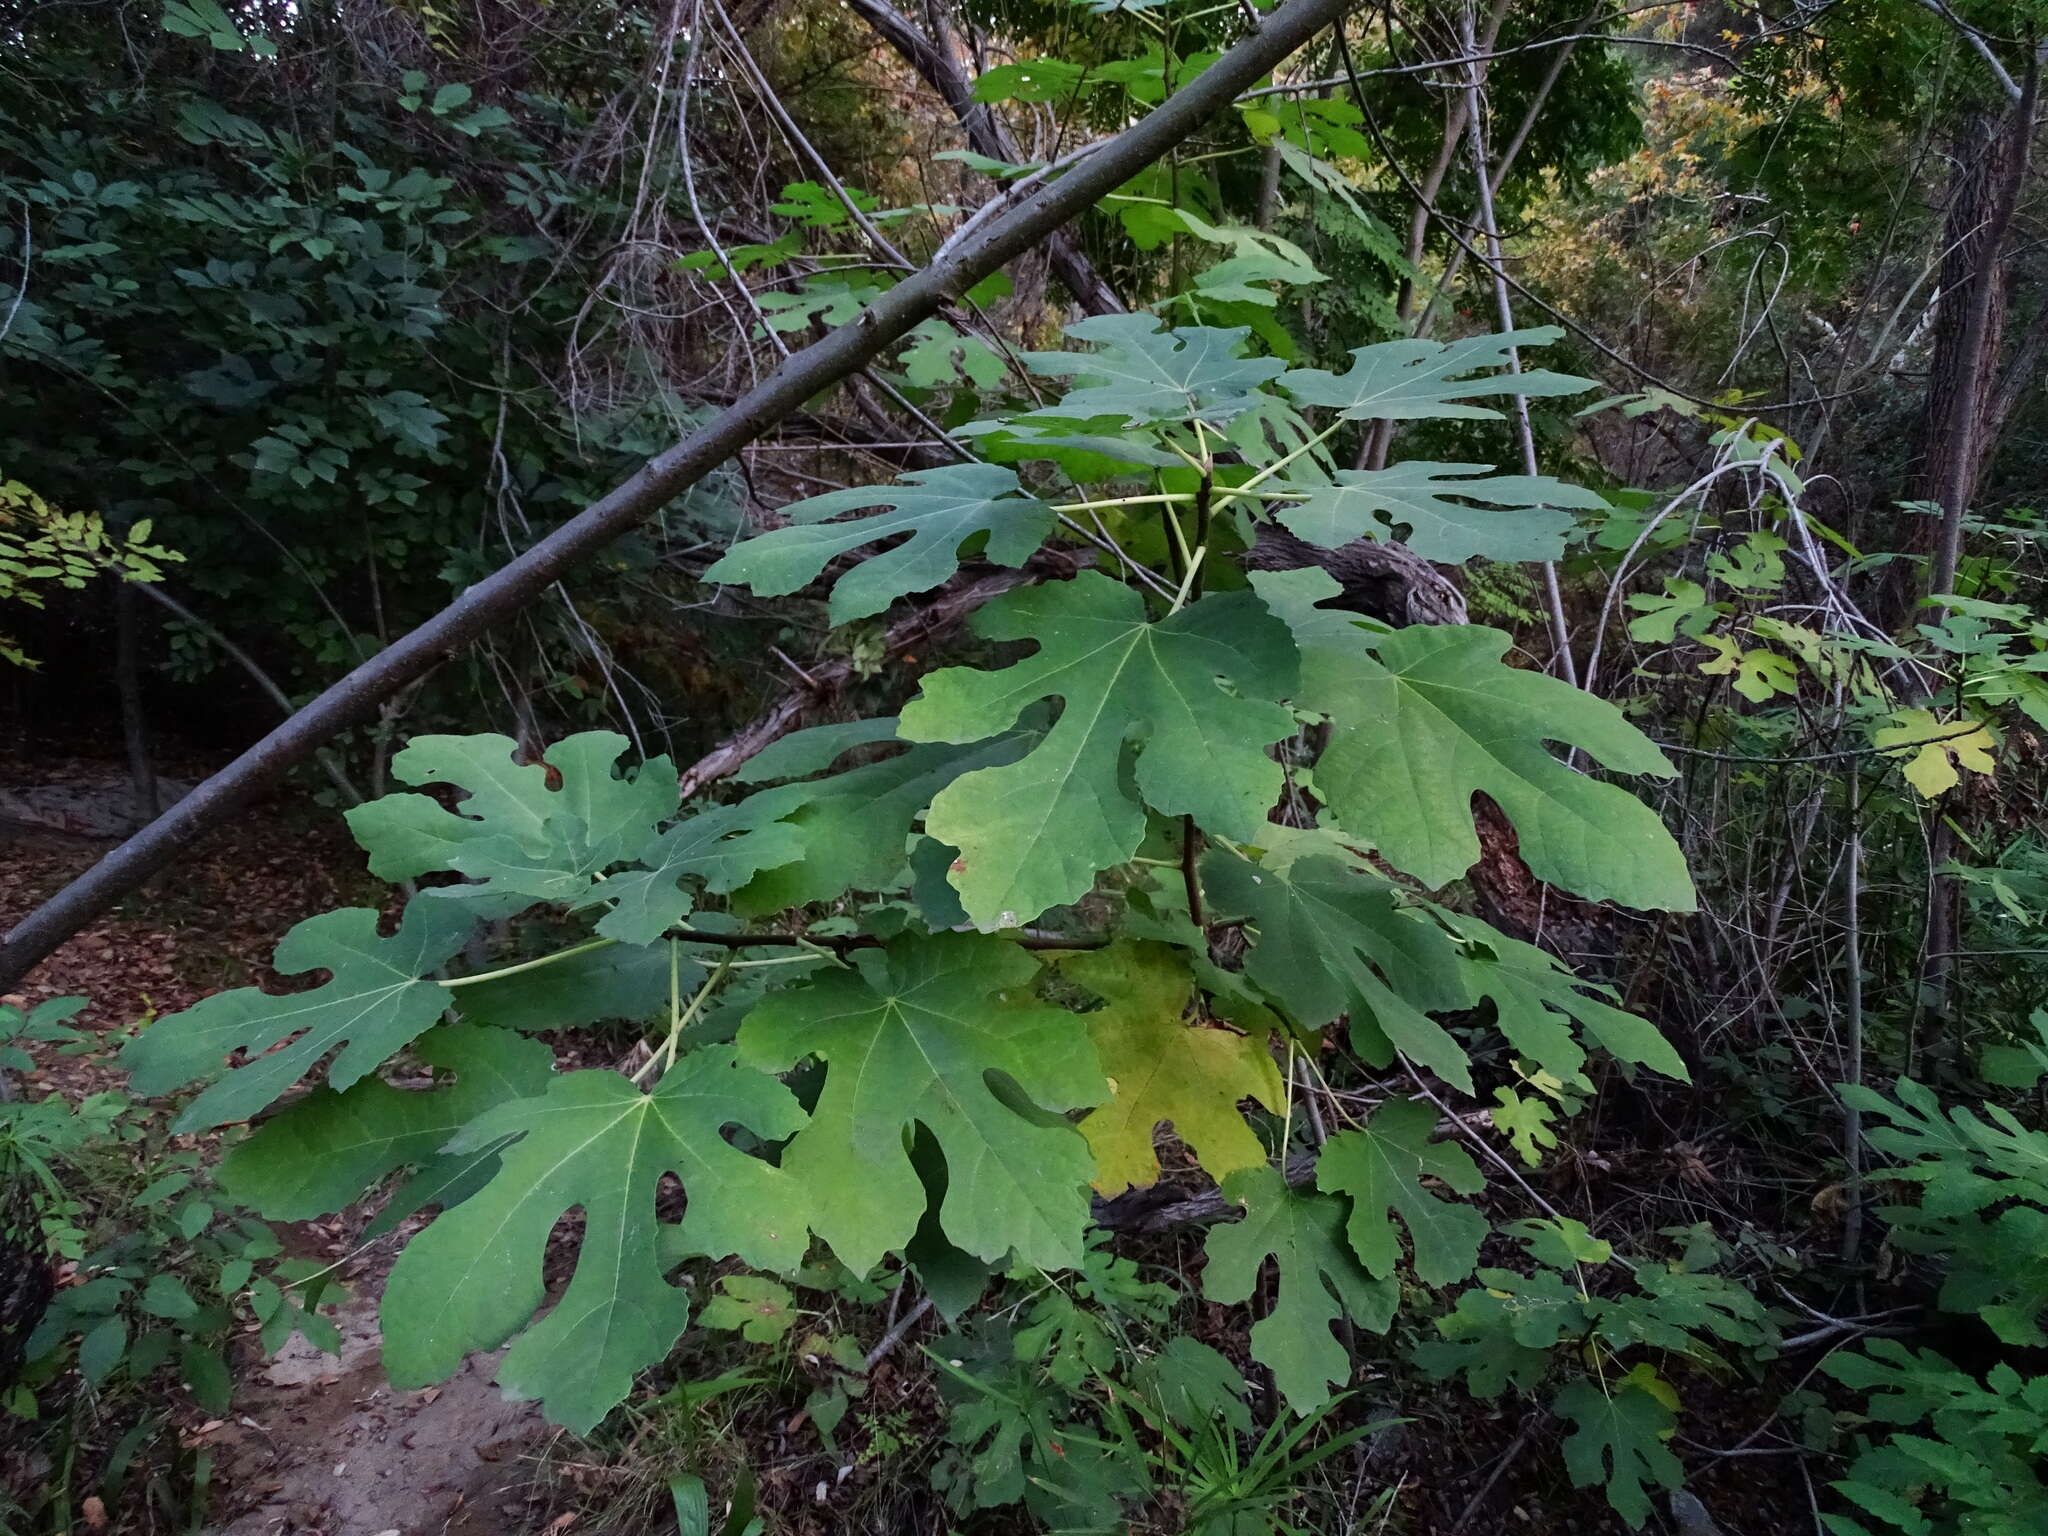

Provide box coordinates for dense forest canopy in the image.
[3,0,2048,1532]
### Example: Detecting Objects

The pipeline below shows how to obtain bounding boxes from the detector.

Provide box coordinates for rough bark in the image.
[1979,290,2048,462]
[1240,524,1468,626]
[113,579,159,830]
[1918,96,2031,591]
[1914,72,2035,1061]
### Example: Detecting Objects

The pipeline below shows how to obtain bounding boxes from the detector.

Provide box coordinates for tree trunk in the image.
[1913,74,2034,1061]
[113,578,159,830]
[1917,102,2027,587]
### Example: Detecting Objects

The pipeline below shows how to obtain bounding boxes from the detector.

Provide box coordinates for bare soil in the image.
[4,753,555,1536]
[205,1295,545,1536]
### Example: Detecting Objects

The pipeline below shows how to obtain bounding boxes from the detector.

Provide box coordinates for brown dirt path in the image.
[4,760,553,1536]
[205,1295,546,1536]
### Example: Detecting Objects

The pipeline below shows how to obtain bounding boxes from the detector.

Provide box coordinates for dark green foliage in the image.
[0,3,736,717]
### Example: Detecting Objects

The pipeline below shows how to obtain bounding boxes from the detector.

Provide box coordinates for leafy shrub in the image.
[1822,1078,2048,1534]
[112,317,1716,1526]
[2,997,340,1524]
[1415,1218,1780,1524]
[1823,1341,2048,1536]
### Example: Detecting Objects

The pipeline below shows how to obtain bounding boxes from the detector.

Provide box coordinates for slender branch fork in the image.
[1454,0,1577,684]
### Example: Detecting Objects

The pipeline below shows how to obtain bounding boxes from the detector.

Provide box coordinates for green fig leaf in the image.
[1276,327,1593,420]
[380,1051,810,1433]
[1270,462,1602,564]
[900,572,1297,928]
[1201,1167,1397,1414]
[1019,312,1285,427]
[345,733,677,904]
[737,933,1104,1273]
[1252,569,1693,911]
[729,724,1037,915]
[702,464,1053,624]
[1555,1371,1684,1528]
[124,901,474,1132]
[591,799,805,945]
[220,1024,553,1219]
[1203,850,1477,1092]
[1316,1098,1487,1285]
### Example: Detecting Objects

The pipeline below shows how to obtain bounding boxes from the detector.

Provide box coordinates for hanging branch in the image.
[844,0,1125,316]
[1455,1,1578,686]
[1410,8,1590,339]
[129,582,364,808]
[0,0,1354,991]
[675,548,1083,798]
[1929,61,2038,598]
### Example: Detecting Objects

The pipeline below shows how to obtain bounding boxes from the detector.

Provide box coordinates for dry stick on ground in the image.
[1449,1418,1540,1534]
[0,0,1353,991]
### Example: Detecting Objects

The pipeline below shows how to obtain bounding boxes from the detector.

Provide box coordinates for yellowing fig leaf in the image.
[1315,1099,1486,1285]
[1492,1086,1561,1165]
[899,572,1298,929]
[380,1051,810,1434]
[701,464,1053,624]
[1875,708,1997,797]
[123,900,474,1132]
[1695,634,1797,702]
[1625,578,1716,644]
[1271,462,1601,565]
[1201,1167,1396,1413]
[1062,942,1283,1197]
[1253,568,1692,911]
[1276,327,1593,420]
[737,934,1106,1273]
